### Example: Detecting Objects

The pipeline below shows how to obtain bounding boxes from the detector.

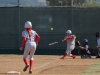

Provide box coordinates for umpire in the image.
[94,32,100,58]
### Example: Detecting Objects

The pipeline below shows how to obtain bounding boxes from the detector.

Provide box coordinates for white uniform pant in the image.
[23,42,36,60]
[65,45,75,56]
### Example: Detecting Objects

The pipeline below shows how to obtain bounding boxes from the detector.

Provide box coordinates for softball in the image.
[51,28,53,30]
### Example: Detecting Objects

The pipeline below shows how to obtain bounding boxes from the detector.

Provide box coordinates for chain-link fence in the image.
[0,0,100,54]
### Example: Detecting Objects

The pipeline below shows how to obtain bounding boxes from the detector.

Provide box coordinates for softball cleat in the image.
[29,70,32,74]
[23,65,29,71]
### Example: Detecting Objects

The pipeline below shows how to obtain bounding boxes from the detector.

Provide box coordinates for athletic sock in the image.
[23,58,29,66]
[70,55,75,59]
[29,60,34,71]
[62,53,67,58]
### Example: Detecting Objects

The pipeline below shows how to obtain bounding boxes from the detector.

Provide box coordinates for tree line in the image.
[46,0,100,7]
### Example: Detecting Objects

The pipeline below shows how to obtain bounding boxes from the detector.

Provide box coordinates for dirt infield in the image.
[0,55,100,75]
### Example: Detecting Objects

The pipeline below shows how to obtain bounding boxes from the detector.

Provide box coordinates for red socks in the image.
[71,55,76,59]
[63,53,67,58]
[29,60,34,71]
[61,53,67,59]
[23,59,34,71]
[61,54,76,59]
[23,58,29,66]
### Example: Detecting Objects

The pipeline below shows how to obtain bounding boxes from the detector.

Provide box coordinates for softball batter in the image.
[61,30,76,59]
[20,21,40,74]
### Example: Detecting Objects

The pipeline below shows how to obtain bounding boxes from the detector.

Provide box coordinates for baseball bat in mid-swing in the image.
[49,41,62,46]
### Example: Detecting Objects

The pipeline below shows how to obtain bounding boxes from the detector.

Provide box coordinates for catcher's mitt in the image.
[75,40,80,46]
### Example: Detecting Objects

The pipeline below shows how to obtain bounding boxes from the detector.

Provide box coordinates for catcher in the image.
[60,30,76,59]
[76,39,91,59]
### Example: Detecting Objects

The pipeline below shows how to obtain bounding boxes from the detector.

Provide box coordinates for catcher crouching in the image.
[76,39,91,59]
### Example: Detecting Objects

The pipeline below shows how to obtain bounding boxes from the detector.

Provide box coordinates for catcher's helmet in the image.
[83,39,88,45]
[66,30,72,34]
[25,21,32,28]
[83,39,88,43]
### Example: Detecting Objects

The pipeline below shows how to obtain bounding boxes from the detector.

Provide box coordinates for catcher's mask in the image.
[83,39,88,45]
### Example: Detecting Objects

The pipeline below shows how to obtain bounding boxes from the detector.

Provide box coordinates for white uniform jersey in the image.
[97,37,100,47]
[22,30,37,60]
[22,30,37,45]
[65,35,75,46]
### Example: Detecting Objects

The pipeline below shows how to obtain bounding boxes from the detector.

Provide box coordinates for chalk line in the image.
[33,59,60,70]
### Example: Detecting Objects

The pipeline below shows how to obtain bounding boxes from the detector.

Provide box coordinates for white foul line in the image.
[33,59,60,70]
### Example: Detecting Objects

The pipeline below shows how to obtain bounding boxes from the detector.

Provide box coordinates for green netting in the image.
[0,7,99,52]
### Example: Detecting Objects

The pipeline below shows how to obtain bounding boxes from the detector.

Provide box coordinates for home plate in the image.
[7,71,20,75]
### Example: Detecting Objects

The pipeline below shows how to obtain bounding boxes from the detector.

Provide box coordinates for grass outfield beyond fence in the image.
[81,62,100,75]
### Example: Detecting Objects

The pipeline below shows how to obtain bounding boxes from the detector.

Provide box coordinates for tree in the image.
[46,0,85,6]
[46,0,69,6]
[73,0,85,6]
[82,0,100,7]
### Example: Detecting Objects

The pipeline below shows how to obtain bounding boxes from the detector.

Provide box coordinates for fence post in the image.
[18,0,21,54]
[71,0,73,6]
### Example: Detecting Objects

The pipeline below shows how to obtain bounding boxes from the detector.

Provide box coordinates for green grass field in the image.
[81,62,100,75]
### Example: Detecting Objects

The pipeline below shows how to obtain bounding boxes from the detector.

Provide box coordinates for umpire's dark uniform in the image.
[93,32,100,58]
